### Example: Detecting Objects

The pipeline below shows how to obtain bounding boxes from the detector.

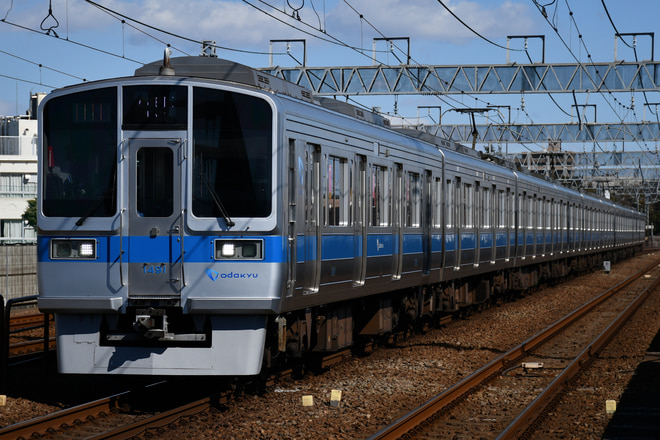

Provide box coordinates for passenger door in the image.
[127,138,184,298]
[391,164,403,280]
[354,155,367,286]
[303,144,322,293]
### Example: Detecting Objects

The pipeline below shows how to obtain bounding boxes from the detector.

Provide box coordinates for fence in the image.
[0,243,37,302]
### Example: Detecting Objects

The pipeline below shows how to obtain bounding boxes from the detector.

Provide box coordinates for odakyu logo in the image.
[206,269,259,281]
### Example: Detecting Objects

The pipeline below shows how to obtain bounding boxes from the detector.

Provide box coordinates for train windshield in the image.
[42,87,118,218]
[192,87,273,218]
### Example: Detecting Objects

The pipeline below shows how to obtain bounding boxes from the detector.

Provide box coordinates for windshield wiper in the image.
[200,172,235,228]
[76,166,117,226]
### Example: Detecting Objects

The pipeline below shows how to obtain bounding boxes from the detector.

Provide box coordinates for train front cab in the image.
[37,80,286,375]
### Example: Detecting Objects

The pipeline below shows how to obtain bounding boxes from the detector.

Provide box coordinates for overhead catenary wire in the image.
[435,0,523,52]
[532,0,650,155]
[336,0,531,134]
[0,17,144,65]
[599,0,656,120]
[84,0,281,57]
[0,48,86,82]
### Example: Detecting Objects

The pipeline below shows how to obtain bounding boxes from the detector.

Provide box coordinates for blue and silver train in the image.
[37,53,645,375]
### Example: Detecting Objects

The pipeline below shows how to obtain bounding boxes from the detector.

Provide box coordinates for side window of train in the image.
[304,146,321,227]
[325,155,349,227]
[508,189,515,229]
[434,177,443,227]
[370,164,390,227]
[455,177,463,228]
[405,171,421,227]
[304,149,309,226]
[497,190,506,228]
[191,87,272,218]
[446,178,454,228]
[474,182,480,227]
[482,186,491,228]
[516,193,523,229]
[463,182,474,229]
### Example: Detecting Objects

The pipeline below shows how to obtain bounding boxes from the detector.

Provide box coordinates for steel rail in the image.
[0,345,352,440]
[8,337,56,357]
[86,351,353,439]
[0,393,124,440]
[8,312,50,332]
[498,269,660,439]
[84,396,219,440]
[367,258,660,440]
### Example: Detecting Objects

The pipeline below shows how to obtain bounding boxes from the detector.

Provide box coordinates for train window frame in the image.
[519,193,525,229]
[446,178,454,228]
[405,171,421,228]
[474,181,481,228]
[190,86,274,221]
[497,189,506,228]
[482,186,491,229]
[434,177,443,228]
[508,190,515,229]
[370,163,391,227]
[136,147,174,217]
[325,155,349,227]
[41,86,118,220]
[122,84,188,130]
[463,182,473,229]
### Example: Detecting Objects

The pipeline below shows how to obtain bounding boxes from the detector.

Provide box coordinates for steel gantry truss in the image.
[261,60,660,95]
[424,122,660,144]
[501,149,660,204]
[261,60,660,206]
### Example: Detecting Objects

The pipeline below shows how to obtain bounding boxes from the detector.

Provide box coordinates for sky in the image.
[1,0,658,153]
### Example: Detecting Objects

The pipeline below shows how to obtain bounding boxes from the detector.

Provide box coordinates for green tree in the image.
[22,198,37,228]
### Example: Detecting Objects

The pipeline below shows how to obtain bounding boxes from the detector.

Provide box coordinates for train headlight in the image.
[214,239,263,260]
[221,243,236,257]
[50,239,97,260]
[79,242,95,257]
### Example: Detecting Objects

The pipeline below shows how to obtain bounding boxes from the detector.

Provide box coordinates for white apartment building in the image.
[0,93,45,242]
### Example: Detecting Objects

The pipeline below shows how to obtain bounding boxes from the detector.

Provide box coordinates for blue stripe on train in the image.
[38,230,529,265]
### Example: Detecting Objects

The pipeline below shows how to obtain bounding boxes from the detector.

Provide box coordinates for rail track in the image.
[3,255,658,439]
[368,258,660,440]
[0,380,200,440]
[6,312,55,358]
[0,349,353,440]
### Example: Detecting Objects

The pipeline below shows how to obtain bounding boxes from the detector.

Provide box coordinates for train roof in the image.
[135,55,317,105]
[135,55,394,127]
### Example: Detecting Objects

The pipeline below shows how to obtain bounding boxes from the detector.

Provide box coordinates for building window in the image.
[0,173,37,198]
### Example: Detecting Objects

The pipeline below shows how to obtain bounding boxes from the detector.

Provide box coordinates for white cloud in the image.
[98,0,306,47]
[326,0,537,44]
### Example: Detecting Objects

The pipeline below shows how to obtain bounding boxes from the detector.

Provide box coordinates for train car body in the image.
[37,55,646,375]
